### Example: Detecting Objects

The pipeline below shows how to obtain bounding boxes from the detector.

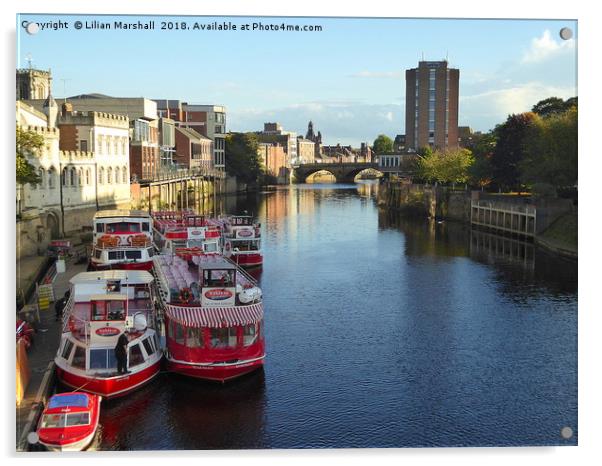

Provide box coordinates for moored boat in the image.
[36,392,101,451]
[55,270,162,398]
[218,215,263,268]
[152,210,222,258]
[89,210,155,271]
[153,252,265,382]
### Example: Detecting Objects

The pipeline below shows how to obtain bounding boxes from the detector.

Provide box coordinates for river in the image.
[95,181,577,450]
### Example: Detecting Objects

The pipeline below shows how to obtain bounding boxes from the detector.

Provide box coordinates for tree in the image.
[531,97,567,118]
[225,132,263,184]
[416,148,474,185]
[520,106,577,193]
[468,132,496,188]
[372,134,393,154]
[490,112,538,191]
[16,126,44,185]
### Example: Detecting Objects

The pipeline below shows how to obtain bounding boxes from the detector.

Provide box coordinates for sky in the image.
[16,15,577,146]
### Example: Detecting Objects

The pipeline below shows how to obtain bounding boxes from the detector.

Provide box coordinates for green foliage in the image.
[490,112,538,191]
[16,126,44,185]
[225,132,263,184]
[372,134,394,154]
[416,148,474,184]
[520,106,577,192]
[468,132,496,188]
[532,96,578,118]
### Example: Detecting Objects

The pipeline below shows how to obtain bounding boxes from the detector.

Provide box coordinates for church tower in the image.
[16,67,52,100]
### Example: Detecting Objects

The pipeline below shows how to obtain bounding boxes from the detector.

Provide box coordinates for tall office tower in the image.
[405,60,459,151]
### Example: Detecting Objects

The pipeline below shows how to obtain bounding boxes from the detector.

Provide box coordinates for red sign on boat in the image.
[95,327,121,337]
[237,229,253,238]
[204,289,233,300]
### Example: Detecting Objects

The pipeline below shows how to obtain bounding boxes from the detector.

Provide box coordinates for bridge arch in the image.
[293,162,383,184]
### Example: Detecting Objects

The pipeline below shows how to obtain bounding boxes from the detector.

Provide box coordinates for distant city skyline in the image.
[17,15,577,146]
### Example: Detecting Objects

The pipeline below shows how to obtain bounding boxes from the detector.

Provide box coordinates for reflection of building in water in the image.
[469,229,535,270]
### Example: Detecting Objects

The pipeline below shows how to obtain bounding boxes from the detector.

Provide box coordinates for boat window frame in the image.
[142,337,154,356]
[61,339,74,361]
[71,345,87,370]
[89,347,118,371]
[243,323,258,347]
[128,343,145,368]
[186,327,204,348]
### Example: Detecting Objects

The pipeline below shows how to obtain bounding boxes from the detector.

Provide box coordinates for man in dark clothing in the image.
[114,332,129,374]
[54,297,66,321]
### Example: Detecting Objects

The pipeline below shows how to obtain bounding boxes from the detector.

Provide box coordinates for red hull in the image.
[166,357,264,382]
[88,261,153,271]
[232,253,263,268]
[56,359,161,398]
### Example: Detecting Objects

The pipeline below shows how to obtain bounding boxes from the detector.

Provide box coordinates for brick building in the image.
[405,60,459,151]
[174,126,213,172]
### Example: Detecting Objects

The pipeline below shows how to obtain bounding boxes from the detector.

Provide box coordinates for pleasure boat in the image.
[217,215,263,268]
[36,392,101,451]
[153,252,265,382]
[89,210,155,271]
[55,270,162,398]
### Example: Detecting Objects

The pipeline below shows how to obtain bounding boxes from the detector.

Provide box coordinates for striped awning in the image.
[165,303,263,328]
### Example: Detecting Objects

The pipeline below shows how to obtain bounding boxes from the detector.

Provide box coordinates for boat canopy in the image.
[70,270,154,285]
[166,303,263,328]
[48,394,89,409]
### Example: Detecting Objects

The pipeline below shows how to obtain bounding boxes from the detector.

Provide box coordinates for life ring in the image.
[179,287,193,304]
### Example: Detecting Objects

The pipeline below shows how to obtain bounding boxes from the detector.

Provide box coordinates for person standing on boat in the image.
[115,332,129,374]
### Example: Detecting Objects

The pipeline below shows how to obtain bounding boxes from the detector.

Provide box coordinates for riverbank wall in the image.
[378,181,576,257]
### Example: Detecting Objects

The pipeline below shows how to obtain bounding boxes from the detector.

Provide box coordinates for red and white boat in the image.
[55,270,162,398]
[89,210,155,271]
[152,211,222,259]
[36,392,101,451]
[218,215,263,268]
[153,252,265,382]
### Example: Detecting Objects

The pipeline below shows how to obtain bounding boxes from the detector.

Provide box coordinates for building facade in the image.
[405,60,459,152]
[179,103,227,173]
[257,142,287,181]
[256,123,298,166]
[297,137,316,164]
[174,126,213,172]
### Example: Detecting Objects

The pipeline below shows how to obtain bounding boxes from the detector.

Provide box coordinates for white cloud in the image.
[383,111,394,122]
[521,29,575,64]
[460,82,575,129]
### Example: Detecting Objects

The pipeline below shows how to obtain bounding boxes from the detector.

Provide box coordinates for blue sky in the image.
[17,15,577,146]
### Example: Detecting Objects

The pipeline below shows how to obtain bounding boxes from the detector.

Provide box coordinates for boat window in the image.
[243,324,257,346]
[106,222,141,233]
[202,269,235,287]
[96,223,104,233]
[41,414,65,428]
[94,249,102,259]
[65,412,90,427]
[147,247,154,257]
[61,340,74,360]
[204,242,218,253]
[89,348,117,370]
[210,327,237,348]
[129,344,145,367]
[91,302,105,321]
[141,222,150,232]
[107,301,125,320]
[72,346,86,369]
[186,327,203,348]
[142,337,154,356]
[108,251,125,260]
[125,250,142,259]
[175,323,185,345]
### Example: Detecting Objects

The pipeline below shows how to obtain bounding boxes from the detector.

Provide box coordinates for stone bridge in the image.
[293,162,383,183]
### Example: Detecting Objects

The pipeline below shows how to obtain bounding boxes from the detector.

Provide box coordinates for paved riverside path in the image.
[16,260,88,451]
